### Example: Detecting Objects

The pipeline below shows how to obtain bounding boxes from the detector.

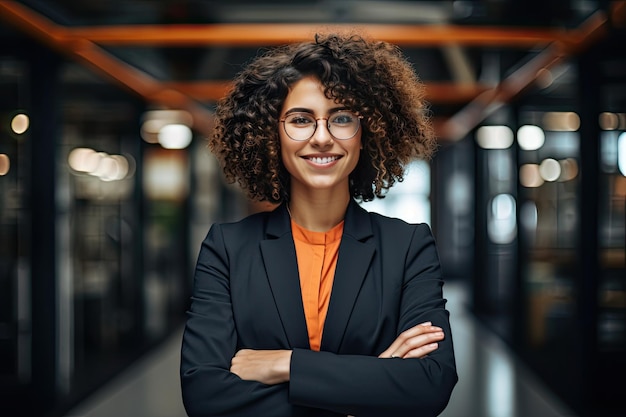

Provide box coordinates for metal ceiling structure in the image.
[1,0,625,141]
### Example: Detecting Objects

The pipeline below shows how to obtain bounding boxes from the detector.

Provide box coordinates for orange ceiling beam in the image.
[0,0,575,48]
[67,23,570,48]
[161,80,491,104]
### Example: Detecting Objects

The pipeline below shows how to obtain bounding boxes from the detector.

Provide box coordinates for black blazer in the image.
[181,200,457,417]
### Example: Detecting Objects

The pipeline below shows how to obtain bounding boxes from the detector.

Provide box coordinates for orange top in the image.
[291,219,344,351]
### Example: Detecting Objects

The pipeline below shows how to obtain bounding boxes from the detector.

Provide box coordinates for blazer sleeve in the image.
[289,223,458,417]
[180,224,297,417]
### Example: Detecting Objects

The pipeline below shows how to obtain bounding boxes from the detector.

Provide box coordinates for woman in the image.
[180,32,457,417]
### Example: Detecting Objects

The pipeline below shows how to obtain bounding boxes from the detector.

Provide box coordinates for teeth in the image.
[309,156,339,164]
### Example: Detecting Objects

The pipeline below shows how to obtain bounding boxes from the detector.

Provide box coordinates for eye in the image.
[330,112,357,125]
[286,113,315,127]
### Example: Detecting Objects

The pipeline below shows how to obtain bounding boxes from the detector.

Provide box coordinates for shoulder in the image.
[225,209,273,227]
[345,200,433,241]
[360,211,439,269]
[212,209,273,236]
[362,206,432,236]
[361,210,437,261]
[209,204,291,241]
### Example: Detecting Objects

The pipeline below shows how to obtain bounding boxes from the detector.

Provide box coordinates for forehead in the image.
[282,76,336,110]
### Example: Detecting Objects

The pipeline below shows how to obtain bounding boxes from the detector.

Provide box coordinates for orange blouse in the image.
[291,219,344,351]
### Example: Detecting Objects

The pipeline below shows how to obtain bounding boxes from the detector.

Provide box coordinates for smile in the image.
[306,156,341,164]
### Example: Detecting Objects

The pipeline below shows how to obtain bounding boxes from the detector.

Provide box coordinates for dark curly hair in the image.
[208,32,436,203]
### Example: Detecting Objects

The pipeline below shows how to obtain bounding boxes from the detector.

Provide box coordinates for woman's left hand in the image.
[230,349,292,384]
[378,322,445,359]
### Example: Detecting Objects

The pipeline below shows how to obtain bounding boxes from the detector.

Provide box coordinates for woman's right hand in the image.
[378,321,444,359]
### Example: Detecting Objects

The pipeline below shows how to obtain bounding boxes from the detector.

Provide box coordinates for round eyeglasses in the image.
[280,111,362,141]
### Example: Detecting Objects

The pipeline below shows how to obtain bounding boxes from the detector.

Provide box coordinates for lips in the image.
[305,155,341,164]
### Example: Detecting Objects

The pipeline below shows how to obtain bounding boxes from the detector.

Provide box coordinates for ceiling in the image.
[1,0,625,141]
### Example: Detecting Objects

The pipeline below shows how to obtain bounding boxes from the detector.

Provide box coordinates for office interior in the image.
[0,1,625,416]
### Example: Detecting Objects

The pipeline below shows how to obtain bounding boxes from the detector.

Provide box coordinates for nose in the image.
[309,118,333,147]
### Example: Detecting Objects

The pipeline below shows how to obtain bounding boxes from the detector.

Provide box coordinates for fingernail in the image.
[420,321,432,326]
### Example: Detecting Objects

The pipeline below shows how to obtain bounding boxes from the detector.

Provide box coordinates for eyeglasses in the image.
[280,110,362,141]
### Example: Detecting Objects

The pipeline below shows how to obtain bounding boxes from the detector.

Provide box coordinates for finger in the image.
[393,330,444,358]
[388,325,442,355]
[403,342,440,359]
[380,322,435,357]
[379,322,441,358]
[400,324,442,341]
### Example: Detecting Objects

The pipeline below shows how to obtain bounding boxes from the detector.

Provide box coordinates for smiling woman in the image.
[181,32,457,417]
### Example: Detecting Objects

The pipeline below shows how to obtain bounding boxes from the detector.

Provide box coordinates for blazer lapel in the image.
[321,201,375,352]
[260,204,310,349]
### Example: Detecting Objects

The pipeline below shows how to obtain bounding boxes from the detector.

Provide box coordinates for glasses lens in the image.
[328,111,360,140]
[283,113,316,141]
[282,111,360,141]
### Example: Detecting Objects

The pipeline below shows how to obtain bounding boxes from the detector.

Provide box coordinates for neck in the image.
[288,189,350,232]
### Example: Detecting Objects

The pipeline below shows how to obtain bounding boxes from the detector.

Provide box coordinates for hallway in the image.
[63,282,578,417]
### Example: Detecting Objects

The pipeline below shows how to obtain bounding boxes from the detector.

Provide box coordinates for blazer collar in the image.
[265,200,374,242]
[261,200,376,351]
[342,199,375,242]
[261,203,309,348]
[322,200,375,351]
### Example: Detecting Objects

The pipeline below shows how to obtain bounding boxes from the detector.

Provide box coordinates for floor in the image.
[63,282,578,417]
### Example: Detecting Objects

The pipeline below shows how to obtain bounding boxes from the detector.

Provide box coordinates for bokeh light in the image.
[517,125,545,151]
[0,154,10,175]
[11,113,29,134]
[476,125,514,149]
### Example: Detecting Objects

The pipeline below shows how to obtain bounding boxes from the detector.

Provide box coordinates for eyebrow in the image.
[283,106,349,116]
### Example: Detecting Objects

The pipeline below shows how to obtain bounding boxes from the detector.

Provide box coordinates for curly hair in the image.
[208,32,436,203]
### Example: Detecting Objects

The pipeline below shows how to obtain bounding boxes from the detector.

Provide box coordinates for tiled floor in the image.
[63,282,578,417]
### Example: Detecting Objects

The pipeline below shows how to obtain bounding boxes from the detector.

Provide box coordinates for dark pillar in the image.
[28,43,61,416]
[577,46,600,416]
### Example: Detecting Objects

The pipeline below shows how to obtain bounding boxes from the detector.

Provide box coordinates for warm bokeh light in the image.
[599,112,626,131]
[558,158,579,181]
[0,154,10,175]
[517,125,545,151]
[519,163,544,188]
[539,158,561,181]
[93,154,130,181]
[542,111,580,131]
[67,147,134,181]
[599,112,619,130]
[141,109,193,146]
[158,124,193,149]
[476,125,514,149]
[11,113,29,134]
[141,119,165,144]
[68,148,101,173]
[143,149,189,200]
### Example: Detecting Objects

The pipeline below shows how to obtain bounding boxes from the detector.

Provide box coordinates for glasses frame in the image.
[279,111,363,142]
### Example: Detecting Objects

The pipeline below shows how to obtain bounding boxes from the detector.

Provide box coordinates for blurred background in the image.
[0,1,625,416]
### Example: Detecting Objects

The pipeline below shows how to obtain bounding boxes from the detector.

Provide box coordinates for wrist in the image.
[277,350,292,382]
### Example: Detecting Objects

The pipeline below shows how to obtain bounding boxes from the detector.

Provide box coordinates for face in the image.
[279,76,362,197]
